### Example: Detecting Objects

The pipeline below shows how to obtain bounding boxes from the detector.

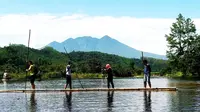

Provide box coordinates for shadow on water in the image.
[107,91,114,111]
[144,91,152,112]
[30,91,37,112]
[64,91,72,112]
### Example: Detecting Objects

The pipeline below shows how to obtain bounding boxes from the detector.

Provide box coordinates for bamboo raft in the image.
[0,87,177,93]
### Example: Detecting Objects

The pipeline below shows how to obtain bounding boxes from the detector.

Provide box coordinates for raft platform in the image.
[0,87,177,93]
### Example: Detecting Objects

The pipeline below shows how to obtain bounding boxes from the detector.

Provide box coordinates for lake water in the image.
[0,78,200,112]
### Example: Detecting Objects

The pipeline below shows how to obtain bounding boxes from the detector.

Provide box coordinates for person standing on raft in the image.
[143,59,151,88]
[105,64,114,89]
[26,61,36,89]
[64,62,72,89]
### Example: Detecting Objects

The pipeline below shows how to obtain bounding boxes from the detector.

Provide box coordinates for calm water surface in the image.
[0,78,200,112]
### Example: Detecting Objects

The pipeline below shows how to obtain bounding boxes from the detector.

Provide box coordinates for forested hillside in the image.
[0,44,167,79]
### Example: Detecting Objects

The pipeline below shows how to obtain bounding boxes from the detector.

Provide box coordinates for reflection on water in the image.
[107,91,114,111]
[64,91,72,112]
[144,91,151,112]
[30,91,37,112]
[0,78,200,112]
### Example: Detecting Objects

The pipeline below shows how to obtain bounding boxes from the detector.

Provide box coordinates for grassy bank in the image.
[5,71,159,80]
[163,72,200,80]
[165,72,184,78]
[3,71,199,81]
[4,71,136,81]
[4,72,106,81]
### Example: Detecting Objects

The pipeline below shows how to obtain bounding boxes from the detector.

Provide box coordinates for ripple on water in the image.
[0,78,200,111]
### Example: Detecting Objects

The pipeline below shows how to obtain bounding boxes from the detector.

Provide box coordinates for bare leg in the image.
[31,83,35,89]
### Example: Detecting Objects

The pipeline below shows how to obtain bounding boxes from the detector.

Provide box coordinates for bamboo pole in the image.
[25,29,31,90]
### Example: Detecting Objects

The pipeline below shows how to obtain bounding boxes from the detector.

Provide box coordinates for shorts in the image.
[29,75,36,84]
[66,75,71,84]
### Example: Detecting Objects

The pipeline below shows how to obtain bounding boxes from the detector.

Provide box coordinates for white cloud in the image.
[0,14,200,55]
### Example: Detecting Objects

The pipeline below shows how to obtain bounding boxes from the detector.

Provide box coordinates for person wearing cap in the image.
[64,62,72,89]
[105,64,114,89]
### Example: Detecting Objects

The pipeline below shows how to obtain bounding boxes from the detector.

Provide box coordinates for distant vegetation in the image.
[0,44,167,80]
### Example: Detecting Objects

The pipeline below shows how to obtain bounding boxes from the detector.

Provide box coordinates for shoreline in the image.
[1,74,200,83]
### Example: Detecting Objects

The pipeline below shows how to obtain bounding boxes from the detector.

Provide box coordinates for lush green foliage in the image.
[166,13,200,77]
[0,44,167,80]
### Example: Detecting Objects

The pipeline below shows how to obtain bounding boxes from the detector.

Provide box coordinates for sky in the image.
[0,0,200,55]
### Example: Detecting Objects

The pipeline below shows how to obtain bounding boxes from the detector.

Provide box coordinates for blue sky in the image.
[0,0,200,55]
[0,0,200,18]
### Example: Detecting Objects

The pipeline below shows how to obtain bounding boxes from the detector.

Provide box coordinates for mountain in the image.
[47,35,166,59]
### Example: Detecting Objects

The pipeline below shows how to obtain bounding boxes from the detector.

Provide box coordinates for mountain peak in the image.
[102,35,112,39]
[49,41,60,45]
[76,36,93,39]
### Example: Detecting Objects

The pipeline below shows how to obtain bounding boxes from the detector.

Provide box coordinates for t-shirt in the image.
[3,72,9,79]
[28,65,35,76]
[66,65,71,76]
[144,64,151,74]
[107,68,113,79]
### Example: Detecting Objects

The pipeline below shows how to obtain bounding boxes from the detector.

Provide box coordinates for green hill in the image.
[0,44,168,79]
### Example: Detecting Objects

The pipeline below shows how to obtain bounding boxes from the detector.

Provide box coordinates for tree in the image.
[165,13,198,76]
[184,35,200,76]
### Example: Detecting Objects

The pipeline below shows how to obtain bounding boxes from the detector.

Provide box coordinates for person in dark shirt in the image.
[105,64,114,89]
[143,60,151,88]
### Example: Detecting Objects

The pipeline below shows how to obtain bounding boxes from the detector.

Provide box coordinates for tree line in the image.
[0,44,167,79]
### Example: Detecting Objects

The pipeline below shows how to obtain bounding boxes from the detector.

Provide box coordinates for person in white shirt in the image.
[3,70,10,79]
[64,62,72,89]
